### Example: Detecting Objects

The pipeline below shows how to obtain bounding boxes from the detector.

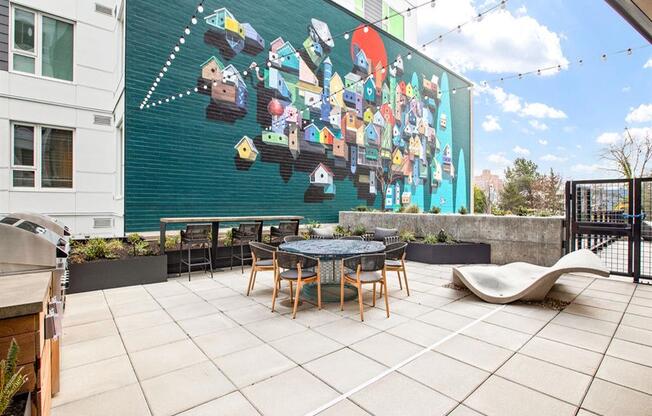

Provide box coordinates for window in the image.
[354,0,365,16]
[382,2,404,41]
[11,123,73,189]
[11,6,74,81]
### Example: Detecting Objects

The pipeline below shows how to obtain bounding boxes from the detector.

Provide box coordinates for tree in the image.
[599,129,652,178]
[473,186,487,213]
[532,168,563,214]
[373,162,403,211]
[499,158,540,212]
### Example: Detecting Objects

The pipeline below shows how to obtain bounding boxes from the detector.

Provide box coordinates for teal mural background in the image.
[125,0,471,231]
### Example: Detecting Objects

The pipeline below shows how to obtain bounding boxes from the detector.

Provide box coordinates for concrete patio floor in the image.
[52,262,652,416]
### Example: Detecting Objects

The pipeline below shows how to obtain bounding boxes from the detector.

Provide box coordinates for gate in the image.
[565,178,651,283]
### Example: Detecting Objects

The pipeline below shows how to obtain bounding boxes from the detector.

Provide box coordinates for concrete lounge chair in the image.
[451,249,610,304]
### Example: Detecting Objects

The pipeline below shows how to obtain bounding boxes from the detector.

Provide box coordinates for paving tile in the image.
[52,355,137,406]
[519,336,602,375]
[551,312,618,336]
[626,303,652,317]
[144,281,190,298]
[115,310,173,333]
[351,332,421,367]
[224,303,275,325]
[244,315,306,342]
[290,308,343,328]
[621,313,652,331]
[64,304,114,327]
[403,292,452,309]
[440,300,497,319]
[563,303,623,323]
[434,334,512,372]
[576,410,600,416]
[304,348,387,393]
[582,378,652,416]
[52,383,150,416]
[496,353,591,405]
[538,323,611,353]
[194,286,239,301]
[461,321,531,351]
[417,309,474,331]
[130,339,208,380]
[573,295,628,312]
[502,303,558,322]
[630,295,652,307]
[141,361,235,416]
[316,399,370,415]
[614,324,652,346]
[399,351,490,401]
[193,326,263,359]
[347,307,409,330]
[387,320,452,347]
[120,322,187,353]
[351,372,457,416]
[313,318,380,345]
[61,319,118,345]
[582,289,631,303]
[176,391,259,416]
[596,355,652,395]
[214,344,296,387]
[242,367,338,416]
[109,297,162,318]
[588,279,635,296]
[166,301,218,321]
[60,335,125,370]
[426,286,470,300]
[155,292,204,309]
[448,405,484,416]
[270,329,342,365]
[483,310,548,334]
[379,298,433,318]
[464,375,576,416]
[177,312,237,338]
[606,338,652,367]
[210,294,260,312]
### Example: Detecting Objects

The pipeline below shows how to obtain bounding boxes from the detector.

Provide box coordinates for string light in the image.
[431,0,436,7]
[191,16,198,25]
[197,3,203,13]
[179,37,185,44]
[184,26,191,35]
[344,32,350,40]
[363,25,369,33]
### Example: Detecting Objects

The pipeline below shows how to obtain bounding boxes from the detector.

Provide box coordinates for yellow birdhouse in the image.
[234,136,258,161]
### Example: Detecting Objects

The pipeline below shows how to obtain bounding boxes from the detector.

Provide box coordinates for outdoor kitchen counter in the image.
[0,271,52,320]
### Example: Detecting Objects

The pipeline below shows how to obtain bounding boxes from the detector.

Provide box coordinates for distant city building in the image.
[474,169,504,207]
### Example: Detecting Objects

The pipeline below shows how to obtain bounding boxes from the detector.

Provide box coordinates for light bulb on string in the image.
[431,0,435,7]
[452,88,456,94]
[197,3,203,13]
[407,52,412,60]
[174,45,179,52]
[165,98,169,102]
[156,77,160,82]
[159,72,163,77]
[363,25,369,33]
[152,103,156,107]
[179,37,185,44]
[203,85,207,89]
[171,96,175,100]
[166,60,171,66]
[153,82,158,87]
[627,48,632,55]
[170,53,175,60]
[184,27,190,35]
[191,16,197,25]
[163,67,168,72]
[500,0,506,10]
[601,53,607,61]
[243,70,248,76]
[158,100,162,104]
[344,32,350,40]
[179,93,183,98]
[194,87,198,92]
[456,25,462,34]
[186,90,191,95]
[407,8,411,16]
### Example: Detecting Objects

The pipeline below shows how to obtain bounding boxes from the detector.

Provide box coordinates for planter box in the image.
[68,255,167,294]
[166,245,249,274]
[5,392,31,416]
[406,242,490,264]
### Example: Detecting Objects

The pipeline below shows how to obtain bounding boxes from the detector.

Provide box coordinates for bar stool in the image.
[230,222,261,273]
[270,221,299,244]
[179,223,213,281]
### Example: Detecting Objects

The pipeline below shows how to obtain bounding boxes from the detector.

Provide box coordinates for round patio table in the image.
[279,239,385,302]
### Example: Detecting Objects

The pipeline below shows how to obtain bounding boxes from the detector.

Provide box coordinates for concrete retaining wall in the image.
[339,212,565,266]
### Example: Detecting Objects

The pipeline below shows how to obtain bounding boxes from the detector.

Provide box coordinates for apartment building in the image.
[334,0,419,45]
[0,0,125,237]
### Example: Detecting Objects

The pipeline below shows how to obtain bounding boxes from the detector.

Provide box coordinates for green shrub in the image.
[0,339,27,415]
[334,224,351,236]
[429,206,441,214]
[400,230,416,242]
[491,207,506,216]
[127,233,142,245]
[132,240,151,256]
[165,234,180,250]
[436,229,455,244]
[223,229,234,247]
[353,205,369,212]
[352,225,366,236]
[458,206,468,215]
[423,234,439,244]
[78,238,123,261]
[306,219,321,232]
[403,204,420,213]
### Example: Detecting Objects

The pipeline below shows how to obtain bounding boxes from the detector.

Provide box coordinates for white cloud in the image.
[571,164,600,173]
[512,145,530,155]
[418,0,568,74]
[529,120,548,131]
[481,86,522,113]
[644,58,652,69]
[520,102,567,119]
[541,154,568,162]
[596,132,622,144]
[538,139,548,145]
[488,152,511,167]
[625,103,652,124]
[481,115,501,132]
[627,126,652,139]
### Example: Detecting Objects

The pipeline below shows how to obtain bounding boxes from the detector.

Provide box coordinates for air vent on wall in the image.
[93,218,113,229]
[95,3,114,16]
[93,115,112,126]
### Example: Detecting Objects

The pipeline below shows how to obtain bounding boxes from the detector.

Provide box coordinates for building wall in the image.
[0,0,125,237]
[124,0,471,232]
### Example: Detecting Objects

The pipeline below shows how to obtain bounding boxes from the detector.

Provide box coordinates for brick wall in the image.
[124,0,472,232]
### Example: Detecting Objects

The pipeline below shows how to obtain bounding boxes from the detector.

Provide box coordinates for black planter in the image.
[5,392,31,416]
[68,255,167,293]
[406,242,490,264]
[165,245,250,274]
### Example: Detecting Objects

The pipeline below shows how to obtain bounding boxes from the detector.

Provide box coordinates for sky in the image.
[414,0,652,180]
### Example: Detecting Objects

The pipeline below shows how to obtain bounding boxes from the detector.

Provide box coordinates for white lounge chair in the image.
[451,249,610,304]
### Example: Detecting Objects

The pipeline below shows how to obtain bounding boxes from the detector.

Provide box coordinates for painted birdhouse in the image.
[380,103,395,125]
[353,48,370,75]
[241,23,265,55]
[310,163,334,186]
[369,170,377,194]
[288,123,300,159]
[333,136,348,159]
[320,126,335,145]
[345,72,362,92]
[392,148,403,166]
[405,83,414,98]
[350,146,358,174]
[442,144,452,171]
[401,192,412,205]
[201,56,224,82]
[329,106,342,128]
[440,113,447,129]
[234,136,258,161]
[363,108,374,123]
[262,131,288,147]
[364,123,379,146]
[373,110,385,127]
[394,54,404,76]
[309,18,334,50]
[299,58,319,86]
[385,186,394,209]
[381,83,390,104]
[431,159,442,185]
[304,123,320,143]
[364,76,376,103]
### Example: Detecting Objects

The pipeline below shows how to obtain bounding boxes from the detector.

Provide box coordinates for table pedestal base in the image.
[303,283,358,303]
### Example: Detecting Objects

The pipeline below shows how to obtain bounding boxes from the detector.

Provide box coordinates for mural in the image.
[195,7,466,212]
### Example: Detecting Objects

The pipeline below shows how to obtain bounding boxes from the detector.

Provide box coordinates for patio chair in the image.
[272,251,321,318]
[179,223,213,281]
[310,227,334,239]
[341,253,389,321]
[283,235,305,243]
[371,227,399,242]
[247,242,277,296]
[339,235,363,240]
[452,249,610,304]
[384,242,409,296]
[230,222,261,273]
[270,221,298,244]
